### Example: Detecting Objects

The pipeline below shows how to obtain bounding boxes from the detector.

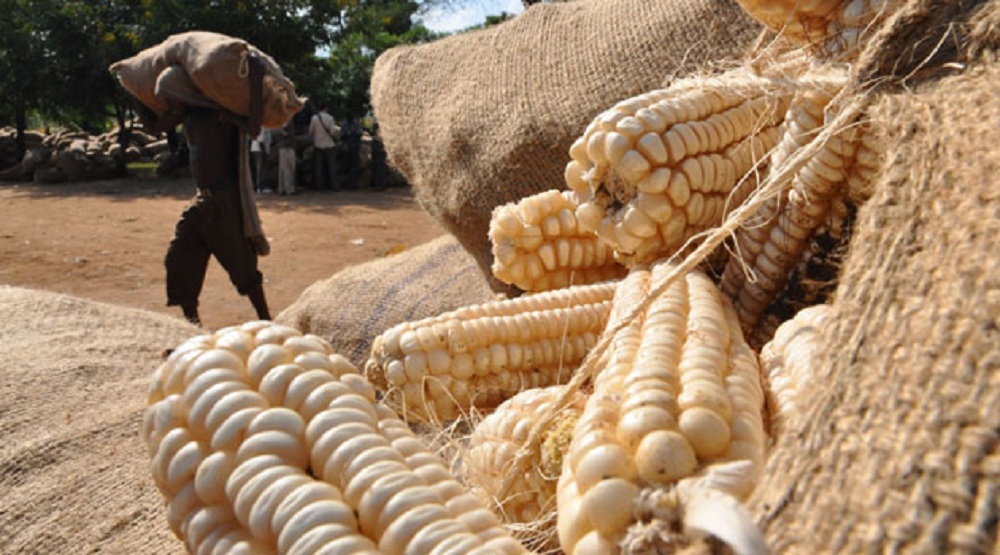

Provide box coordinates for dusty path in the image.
[0,177,447,330]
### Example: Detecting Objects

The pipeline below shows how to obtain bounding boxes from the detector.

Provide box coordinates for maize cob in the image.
[461,385,586,549]
[735,0,903,59]
[556,261,766,553]
[490,189,627,292]
[144,321,529,554]
[760,303,833,435]
[564,72,794,266]
[845,120,881,199]
[365,282,615,422]
[747,193,853,350]
[720,70,868,335]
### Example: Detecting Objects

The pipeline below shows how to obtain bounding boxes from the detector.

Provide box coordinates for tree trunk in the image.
[14,93,26,162]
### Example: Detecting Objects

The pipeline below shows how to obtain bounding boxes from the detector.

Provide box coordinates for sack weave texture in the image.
[276,235,496,367]
[0,286,198,554]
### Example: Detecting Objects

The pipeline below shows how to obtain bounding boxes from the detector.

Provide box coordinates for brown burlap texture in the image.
[276,235,496,367]
[0,285,198,554]
[370,0,761,291]
[748,18,1000,555]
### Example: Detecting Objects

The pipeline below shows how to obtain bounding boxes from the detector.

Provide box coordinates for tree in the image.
[318,0,439,121]
[0,0,59,159]
[0,0,453,169]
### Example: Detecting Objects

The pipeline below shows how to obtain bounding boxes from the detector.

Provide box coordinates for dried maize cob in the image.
[845,120,881,199]
[736,0,903,59]
[461,385,586,549]
[556,261,766,553]
[760,303,833,435]
[720,70,865,334]
[564,72,794,266]
[144,321,529,554]
[365,282,615,422]
[747,194,852,350]
[490,189,627,292]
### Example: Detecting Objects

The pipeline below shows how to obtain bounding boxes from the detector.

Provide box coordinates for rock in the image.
[53,149,86,181]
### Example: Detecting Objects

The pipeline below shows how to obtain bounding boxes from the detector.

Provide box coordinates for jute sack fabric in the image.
[109,31,305,128]
[153,64,224,112]
[370,0,761,291]
[276,235,496,367]
[0,285,198,554]
[749,5,1000,551]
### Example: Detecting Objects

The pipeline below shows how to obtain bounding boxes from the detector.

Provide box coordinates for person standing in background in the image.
[308,103,340,192]
[274,121,297,196]
[341,117,363,189]
[249,127,271,193]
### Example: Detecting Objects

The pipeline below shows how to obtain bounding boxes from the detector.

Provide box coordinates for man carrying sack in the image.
[119,41,283,326]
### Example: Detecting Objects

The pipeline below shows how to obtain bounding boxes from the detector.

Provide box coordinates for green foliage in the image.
[315,0,439,120]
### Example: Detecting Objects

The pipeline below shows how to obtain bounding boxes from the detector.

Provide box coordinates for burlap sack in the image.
[110,31,304,128]
[0,285,199,554]
[749,5,1000,551]
[154,64,223,111]
[276,235,497,367]
[370,0,762,291]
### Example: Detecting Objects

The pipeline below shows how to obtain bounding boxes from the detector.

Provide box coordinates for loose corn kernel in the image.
[490,189,627,292]
[565,72,794,266]
[461,385,586,550]
[760,303,833,435]
[365,282,616,422]
[557,261,766,553]
[144,321,528,554]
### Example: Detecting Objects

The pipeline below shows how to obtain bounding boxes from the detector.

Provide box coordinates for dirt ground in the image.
[0,176,448,330]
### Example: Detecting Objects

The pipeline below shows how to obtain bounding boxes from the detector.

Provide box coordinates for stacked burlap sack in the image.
[109,31,304,127]
[0,126,163,183]
[370,0,762,291]
[0,286,197,554]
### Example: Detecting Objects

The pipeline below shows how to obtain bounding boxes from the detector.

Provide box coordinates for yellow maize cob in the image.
[736,0,904,59]
[720,70,867,334]
[490,189,627,292]
[760,303,833,435]
[461,385,586,550]
[556,261,766,553]
[365,282,616,422]
[565,71,794,266]
[143,321,529,555]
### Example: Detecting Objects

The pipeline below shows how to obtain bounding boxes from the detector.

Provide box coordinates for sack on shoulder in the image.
[110,31,305,128]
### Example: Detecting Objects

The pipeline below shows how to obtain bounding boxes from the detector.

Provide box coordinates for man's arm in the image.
[219,53,265,135]
[133,97,185,136]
